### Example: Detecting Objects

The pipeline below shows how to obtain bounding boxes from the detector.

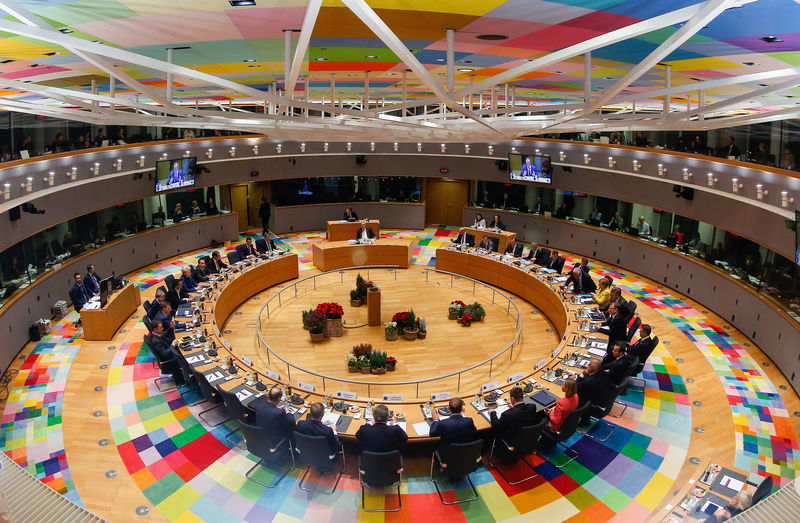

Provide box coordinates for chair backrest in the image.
[552,402,590,444]
[51,239,64,255]
[640,336,659,364]
[489,237,499,252]
[143,299,151,313]
[194,370,218,402]
[238,420,273,460]
[199,255,212,268]
[216,384,249,423]
[294,431,336,467]
[236,244,248,257]
[626,317,642,342]
[508,419,549,456]
[601,383,628,415]
[227,251,241,265]
[623,300,637,321]
[142,315,153,332]
[751,475,773,505]
[359,450,402,487]
[157,285,168,297]
[173,349,194,383]
[164,273,176,290]
[623,355,640,381]
[255,238,268,253]
[441,440,483,476]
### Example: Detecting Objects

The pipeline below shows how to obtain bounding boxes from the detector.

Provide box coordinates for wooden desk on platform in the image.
[311,239,413,272]
[81,283,141,340]
[465,227,516,252]
[326,220,380,241]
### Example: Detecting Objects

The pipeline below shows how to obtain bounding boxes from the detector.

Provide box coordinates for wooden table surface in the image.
[326,220,380,241]
[311,238,413,272]
[81,283,141,341]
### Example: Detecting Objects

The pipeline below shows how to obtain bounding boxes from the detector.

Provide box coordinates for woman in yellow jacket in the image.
[593,277,611,308]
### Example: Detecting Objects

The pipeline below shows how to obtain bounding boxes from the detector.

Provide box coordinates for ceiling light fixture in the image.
[476,34,508,41]
[229,0,256,6]
[314,57,327,61]
[243,59,256,62]
[365,55,378,59]
[742,61,757,66]
[760,35,783,43]
[457,68,473,72]
[58,28,73,34]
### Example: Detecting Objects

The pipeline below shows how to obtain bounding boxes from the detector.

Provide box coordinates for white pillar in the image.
[584,52,591,103]
[284,30,293,99]
[663,64,671,113]
[364,70,370,110]
[109,76,116,112]
[166,47,174,103]
[446,28,455,95]
[699,89,705,121]
[402,71,407,116]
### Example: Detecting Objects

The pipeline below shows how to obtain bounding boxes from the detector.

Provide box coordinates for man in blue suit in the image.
[356,404,407,453]
[69,273,89,312]
[429,398,478,458]
[83,264,102,295]
[295,402,341,470]
[253,387,296,464]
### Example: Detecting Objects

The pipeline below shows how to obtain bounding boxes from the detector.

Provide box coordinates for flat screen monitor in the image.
[795,210,800,265]
[155,157,197,193]
[99,276,112,296]
[99,286,108,308]
[508,153,552,184]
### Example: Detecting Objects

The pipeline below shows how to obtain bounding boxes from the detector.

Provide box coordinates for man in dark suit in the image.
[344,207,359,221]
[147,321,184,385]
[476,235,494,252]
[355,221,375,242]
[153,302,192,343]
[489,387,544,449]
[533,246,551,265]
[355,404,407,453]
[546,250,565,273]
[83,265,102,295]
[597,302,628,349]
[147,290,166,319]
[239,237,260,258]
[429,398,478,458]
[533,196,549,214]
[573,258,590,274]
[628,324,655,363]
[191,259,211,283]
[504,238,524,257]
[577,360,614,409]
[602,341,636,386]
[563,267,597,293]
[253,387,296,463]
[69,273,89,312]
[166,279,190,312]
[295,402,341,469]
[209,251,228,273]
[452,228,475,249]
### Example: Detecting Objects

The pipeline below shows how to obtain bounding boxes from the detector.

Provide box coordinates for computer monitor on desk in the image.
[99,276,112,296]
[99,286,109,308]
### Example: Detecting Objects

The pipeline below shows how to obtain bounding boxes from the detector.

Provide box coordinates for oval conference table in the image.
[176,247,612,441]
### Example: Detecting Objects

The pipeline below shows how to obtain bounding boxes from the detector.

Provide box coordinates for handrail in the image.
[254,264,523,397]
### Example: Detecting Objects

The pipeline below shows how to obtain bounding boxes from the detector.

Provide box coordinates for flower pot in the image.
[359,366,371,374]
[323,318,343,337]
[385,330,398,341]
[303,324,310,330]
[371,366,386,375]
[417,330,427,340]
[473,314,484,322]
[404,327,419,340]
[310,332,324,342]
[350,299,361,307]
[361,295,368,305]
[347,365,359,373]
[448,311,460,320]
[387,361,396,371]
[461,322,471,327]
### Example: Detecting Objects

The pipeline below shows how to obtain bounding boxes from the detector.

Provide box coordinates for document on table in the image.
[720,475,745,492]
[481,404,510,422]
[186,355,209,364]
[236,389,253,402]
[206,371,225,383]
[321,411,340,427]
[412,422,430,436]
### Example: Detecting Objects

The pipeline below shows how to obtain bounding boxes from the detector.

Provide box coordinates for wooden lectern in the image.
[367,287,381,326]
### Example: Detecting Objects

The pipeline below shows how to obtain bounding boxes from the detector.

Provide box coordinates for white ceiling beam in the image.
[285,0,322,97]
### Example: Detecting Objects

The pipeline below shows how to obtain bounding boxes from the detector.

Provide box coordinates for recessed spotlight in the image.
[554,70,564,74]
[27,64,40,68]
[461,60,472,64]
[457,68,474,72]
[760,35,783,43]
[476,34,508,41]
[249,64,260,68]
[386,72,396,75]
[91,40,101,44]
[742,61,757,66]
[314,57,327,61]
[243,59,256,62]
[603,76,614,80]
[347,74,358,77]
[58,28,73,34]
[365,55,378,59]
[758,83,769,87]
[526,58,535,62]
[43,52,60,56]
[229,0,256,6]
[436,58,445,62]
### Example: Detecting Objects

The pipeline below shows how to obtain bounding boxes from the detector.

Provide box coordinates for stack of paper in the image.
[412,422,430,436]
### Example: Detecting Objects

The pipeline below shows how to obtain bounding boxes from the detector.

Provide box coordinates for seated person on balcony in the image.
[634,216,651,236]
[666,224,683,248]
[488,214,505,230]
[429,398,478,457]
[589,206,602,225]
[554,202,569,219]
[343,207,358,221]
[356,404,408,453]
[356,221,375,242]
[452,228,474,248]
[532,196,549,214]
[608,212,623,231]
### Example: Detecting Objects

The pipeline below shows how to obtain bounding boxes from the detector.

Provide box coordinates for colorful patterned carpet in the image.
[1,226,797,521]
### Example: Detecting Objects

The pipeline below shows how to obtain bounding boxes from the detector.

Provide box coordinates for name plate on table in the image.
[551,347,562,359]
[264,369,280,381]
[481,381,499,393]
[223,340,231,350]
[336,390,357,400]
[241,355,253,367]
[534,358,547,370]
[296,381,314,392]
[382,393,404,402]
[507,372,524,384]
[431,392,451,402]
[214,326,221,337]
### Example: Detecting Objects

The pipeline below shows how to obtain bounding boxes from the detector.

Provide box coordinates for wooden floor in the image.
[223,267,559,400]
[2,243,799,522]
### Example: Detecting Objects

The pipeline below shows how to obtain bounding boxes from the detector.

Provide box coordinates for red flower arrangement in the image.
[316,302,344,319]
[459,313,473,326]
[386,356,397,364]
[391,311,410,330]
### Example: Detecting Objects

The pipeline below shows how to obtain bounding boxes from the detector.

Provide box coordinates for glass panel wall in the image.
[271,176,421,206]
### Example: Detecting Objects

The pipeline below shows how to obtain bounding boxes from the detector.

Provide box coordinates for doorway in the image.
[230,185,250,231]
[425,179,469,226]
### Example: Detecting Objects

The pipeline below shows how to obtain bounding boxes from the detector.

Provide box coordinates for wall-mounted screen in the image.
[508,153,552,184]
[155,157,197,193]
[795,210,800,265]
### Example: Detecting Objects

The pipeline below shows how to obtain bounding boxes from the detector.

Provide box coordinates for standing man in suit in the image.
[84,265,102,295]
[563,267,597,293]
[504,238,524,257]
[258,196,271,236]
[355,404,407,453]
[429,398,478,457]
[596,302,628,349]
[209,251,227,273]
[253,387,296,463]
[628,324,655,363]
[452,228,475,249]
[356,221,376,242]
[489,387,544,450]
[295,402,341,470]
[546,250,565,273]
[69,273,89,312]
[344,207,359,221]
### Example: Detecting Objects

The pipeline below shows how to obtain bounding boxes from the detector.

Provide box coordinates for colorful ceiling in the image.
[0,0,797,140]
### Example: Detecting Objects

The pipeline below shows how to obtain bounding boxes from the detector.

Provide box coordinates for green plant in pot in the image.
[404,309,419,340]
[384,320,398,341]
[357,355,371,373]
[307,311,326,342]
[470,302,486,321]
[370,349,388,374]
[350,289,361,307]
[345,354,359,372]
[301,308,315,330]
[417,317,427,339]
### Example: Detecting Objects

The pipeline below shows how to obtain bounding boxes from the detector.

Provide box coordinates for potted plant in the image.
[316,302,344,337]
[404,309,419,340]
[392,311,410,331]
[470,302,486,321]
[449,300,466,320]
[386,356,397,371]
[417,318,427,340]
[384,321,398,341]
[459,312,473,327]
[357,355,371,373]
[352,343,372,357]
[350,289,361,307]
[370,350,388,374]
[301,308,315,330]
[345,354,359,372]
[307,311,326,341]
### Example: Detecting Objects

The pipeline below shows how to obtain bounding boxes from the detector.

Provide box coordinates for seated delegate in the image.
[576,360,614,417]
[602,341,636,386]
[253,387,295,463]
[343,207,358,221]
[489,386,543,451]
[355,222,375,241]
[473,213,486,229]
[429,398,478,457]
[476,235,494,252]
[504,238,524,257]
[355,404,408,453]
[295,402,341,471]
[488,215,505,230]
[596,302,628,349]
[563,267,597,293]
[209,251,228,273]
[544,250,565,273]
[166,279,191,311]
[191,259,211,283]
[147,321,185,386]
[180,266,200,293]
[545,378,579,431]
[592,277,611,308]
[452,228,475,248]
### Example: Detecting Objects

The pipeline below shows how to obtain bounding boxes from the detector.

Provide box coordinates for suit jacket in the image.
[453,232,475,248]
[476,238,494,251]
[429,414,478,456]
[239,242,259,257]
[355,422,408,453]
[549,394,579,431]
[488,220,505,230]
[355,227,375,241]
[577,372,614,409]
[546,255,565,273]
[153,310,176,342]
[147,332,174,361]
[504,242,524,257]
[253,401,296,446]
[489,403,543,444]
[629,336,655,363]
[210,257,227,273]
[295,419,341,454]
[180,274,198,293]
[533,202,549,214]
[530,247,550,265]
[69,283,89,311]
[83,272,101,295]
[565,271,597,293]
[166,287,189,312]
[192,266,211,283]
[344,210,359,221]
[602,354,635,385]
[600,312,628,347]
[147,299,163,319]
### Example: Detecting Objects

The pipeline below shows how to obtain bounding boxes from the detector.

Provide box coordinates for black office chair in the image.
[429,440,483,505]
[488,418,548,485]
[627,336,659,392]
[239,420,294,489]
[143,299,151,315]
[623,300,637,322]
[142,315,154,332]
[626,317,642,342]
[142,335,177,392]
[157,285,169,297]
[173,349,207,407]
[541,402,590,468]
[51,239,64,256]
[216,385,254,447]
[193,371,230,427]
[489,237,499,252]
[579,384,627,442]
[164,274,176,291]
[227,251,241,265]
[359,450,403,512]
[294,432,345,495]
[255,238,268,253]
[751,475,773,506]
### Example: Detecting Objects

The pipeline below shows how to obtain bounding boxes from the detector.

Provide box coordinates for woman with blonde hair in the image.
[547,378,579,431]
